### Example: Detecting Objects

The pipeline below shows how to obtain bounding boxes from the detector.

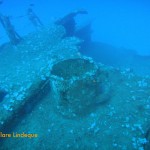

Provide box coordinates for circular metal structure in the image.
[50,58,109,118]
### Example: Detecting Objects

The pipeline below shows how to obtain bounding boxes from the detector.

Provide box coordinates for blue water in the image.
[0,0,150,55]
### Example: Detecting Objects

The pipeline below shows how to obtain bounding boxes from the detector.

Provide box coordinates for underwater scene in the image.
[0,0,150,149]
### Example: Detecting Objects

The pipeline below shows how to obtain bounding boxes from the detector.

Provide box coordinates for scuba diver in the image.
[0,13,22,45]
[55,9,88,37]
[55,9,92,51]
[27,4,44,29]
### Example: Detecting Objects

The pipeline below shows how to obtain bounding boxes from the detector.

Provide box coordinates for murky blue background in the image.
[0,0,150,55]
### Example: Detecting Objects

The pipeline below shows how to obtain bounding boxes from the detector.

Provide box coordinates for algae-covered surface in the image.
[0,25,80,128]
[0,25,150,150]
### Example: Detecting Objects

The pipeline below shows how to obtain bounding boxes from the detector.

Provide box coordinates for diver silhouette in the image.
[27,6,43,29]
[55,9,92,51]
[0,13,22,45]
[55,9,88,37]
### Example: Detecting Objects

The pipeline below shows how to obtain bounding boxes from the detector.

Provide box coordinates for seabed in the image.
[0,25,150,150]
